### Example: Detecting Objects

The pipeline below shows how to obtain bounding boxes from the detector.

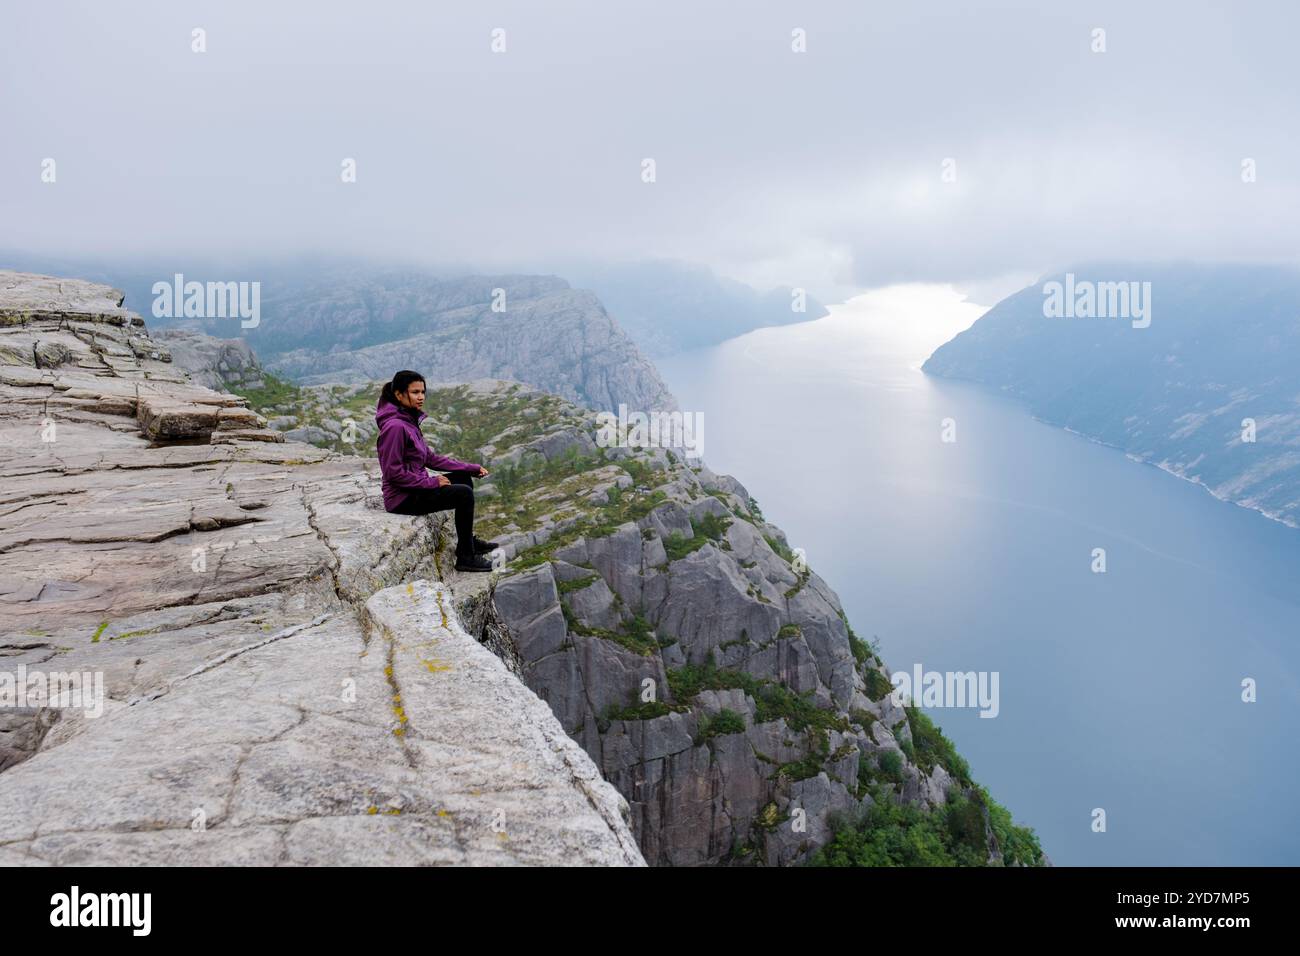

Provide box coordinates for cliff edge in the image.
[0,270,1041,868]
[0,271,644,866]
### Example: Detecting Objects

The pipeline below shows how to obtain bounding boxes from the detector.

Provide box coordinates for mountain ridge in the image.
[924,262,1300,529]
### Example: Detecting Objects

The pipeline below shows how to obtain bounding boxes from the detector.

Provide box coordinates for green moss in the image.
[862,666,893,702]
[849,708,878,733]
[605,699,678,722]
[905,706,973,786]
[666,658,849,735]
[667,656,761,702]
[696,708,747,743]
[841,613,878,666]
[848,632,872,664]
[556,574,599,594]
[507,487,668,569]
[561,604,660,657]
[662,530,706,561]
[763,533,794,564]
[663,513,732,562]
[227,371,303,409]
[90,621,109,643]
[838,610,882,662]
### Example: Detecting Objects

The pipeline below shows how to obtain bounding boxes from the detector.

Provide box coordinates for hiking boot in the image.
[455,553,494,573]
[472,536,499,554]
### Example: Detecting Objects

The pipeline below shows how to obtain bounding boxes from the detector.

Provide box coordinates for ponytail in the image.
[380,370,426,406]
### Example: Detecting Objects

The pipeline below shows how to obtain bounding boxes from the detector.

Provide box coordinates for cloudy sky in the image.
[3,0,1297,303]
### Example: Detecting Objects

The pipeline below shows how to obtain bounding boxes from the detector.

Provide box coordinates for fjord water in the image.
[657,286,1300,866]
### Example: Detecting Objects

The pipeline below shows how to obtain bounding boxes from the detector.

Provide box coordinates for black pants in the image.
[390,470,477,557]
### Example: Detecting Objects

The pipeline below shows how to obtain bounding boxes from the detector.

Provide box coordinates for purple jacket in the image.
[375,397,480,511]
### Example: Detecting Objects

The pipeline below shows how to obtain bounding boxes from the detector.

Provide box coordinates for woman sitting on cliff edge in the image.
[375,370,497,572]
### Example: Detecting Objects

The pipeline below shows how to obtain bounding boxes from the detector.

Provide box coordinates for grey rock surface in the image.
[440,386,995,867]
[153,328,265,392]
[0,271,644,866]
[282,425,332,444]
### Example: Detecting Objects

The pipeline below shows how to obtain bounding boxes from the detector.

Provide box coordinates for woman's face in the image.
[396,380,426,411]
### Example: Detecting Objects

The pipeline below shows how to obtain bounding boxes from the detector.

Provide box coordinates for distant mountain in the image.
[0,252,827,404]
[563,260,829,357]
[244,270,678,412]
[0,254,678,413]
[924,262,1300,527]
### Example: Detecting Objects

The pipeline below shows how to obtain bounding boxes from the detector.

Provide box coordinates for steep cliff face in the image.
[234,371,1043,866]
[0,271,643,866]
[1,270,1040,868]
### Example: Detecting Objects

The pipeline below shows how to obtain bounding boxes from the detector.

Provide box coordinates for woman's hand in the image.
[476,466,490,478]
[433,474,451,488]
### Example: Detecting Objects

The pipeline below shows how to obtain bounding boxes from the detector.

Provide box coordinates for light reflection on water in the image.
[658,285,1300,865]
